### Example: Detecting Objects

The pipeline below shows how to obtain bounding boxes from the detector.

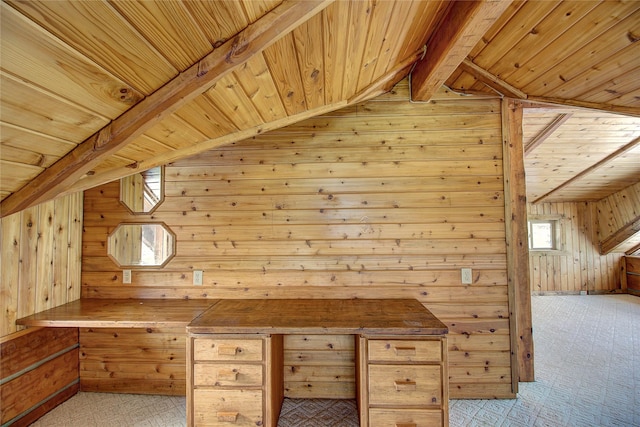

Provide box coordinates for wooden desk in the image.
[17,298,215,328]
[187,299,449,427]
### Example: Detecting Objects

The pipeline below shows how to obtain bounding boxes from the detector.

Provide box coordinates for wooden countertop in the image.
[188,299,448,335]
[16,299,216,328]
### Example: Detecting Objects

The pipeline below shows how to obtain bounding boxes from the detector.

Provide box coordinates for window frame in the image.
[527,215,566,254]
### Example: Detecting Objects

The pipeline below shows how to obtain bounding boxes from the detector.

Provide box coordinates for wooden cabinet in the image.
[189,335,284,427]
[360,337,448,427]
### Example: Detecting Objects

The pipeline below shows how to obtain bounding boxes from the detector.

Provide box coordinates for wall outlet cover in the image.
[123,269,132,284]
[193,270,203,285]
[461,268,472,285]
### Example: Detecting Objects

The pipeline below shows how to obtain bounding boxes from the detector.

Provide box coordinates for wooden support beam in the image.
[410,0,513,102]
[600,219,640,255]
[348,48,425,105]
[459,58,527,99]
[502,98,534,385]
[0,0,333,218]
[627,242,640,256]
[527,96,640,118]
[524,113,573,155]
[57,49,425,197]
[533,136,640,204]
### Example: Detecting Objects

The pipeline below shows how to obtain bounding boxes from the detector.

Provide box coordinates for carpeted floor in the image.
[29,295,639,426]
[450,294,639,427]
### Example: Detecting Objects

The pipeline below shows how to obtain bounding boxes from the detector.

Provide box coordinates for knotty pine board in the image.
[79,327,186,395]
[82,91,513,398]
[1,192,83,337]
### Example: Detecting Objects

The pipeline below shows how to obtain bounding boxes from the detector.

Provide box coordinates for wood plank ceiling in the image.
[1,0,639,218]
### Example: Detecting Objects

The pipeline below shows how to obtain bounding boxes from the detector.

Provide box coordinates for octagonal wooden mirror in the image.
[120,166,164,214]
[108,222,175,268]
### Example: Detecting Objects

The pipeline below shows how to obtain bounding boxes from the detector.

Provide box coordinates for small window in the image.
[528,219,558,251]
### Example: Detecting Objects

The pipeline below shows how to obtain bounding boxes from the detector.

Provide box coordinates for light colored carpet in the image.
[450,294,639,427]
[29,295,639,426]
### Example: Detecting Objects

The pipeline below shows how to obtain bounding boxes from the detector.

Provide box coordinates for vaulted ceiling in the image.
[1,0,639,219]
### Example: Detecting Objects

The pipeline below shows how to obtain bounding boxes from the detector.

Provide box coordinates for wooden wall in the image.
[1,192,83,337]
[1,327,79,426]
[79,327,186,396]
[528,201,624,294]
[82,82,514,399]
[0,193,83,424]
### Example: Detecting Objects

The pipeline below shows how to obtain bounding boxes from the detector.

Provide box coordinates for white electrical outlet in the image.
[123,269,132,284]
[461,268,472,285]
[193,270,203,286]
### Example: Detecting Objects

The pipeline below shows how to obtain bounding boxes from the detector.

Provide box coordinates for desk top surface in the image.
[16,298,216,328]
[188,299,448,335]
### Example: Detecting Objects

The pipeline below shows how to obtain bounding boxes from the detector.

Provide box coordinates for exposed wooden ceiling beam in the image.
[527,96,640,118]
[533,136,640,204]
[524,113,573,156]
[59,47,438,197]
[0,0,333,218]
[410,0,513,102]
[459,58,527,99]
[601,219,640,255]
[627,241,640,256]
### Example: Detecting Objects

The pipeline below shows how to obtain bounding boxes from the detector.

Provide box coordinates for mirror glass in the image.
[120,166,163,214]
[108,223,175,267]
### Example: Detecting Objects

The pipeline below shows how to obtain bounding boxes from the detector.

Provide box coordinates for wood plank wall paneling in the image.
[0,327,79,426]
[82,84,513,399]
[528,202,624,294]
[79,327,186,395]
[1,192,83,337]
[283,334,356,399]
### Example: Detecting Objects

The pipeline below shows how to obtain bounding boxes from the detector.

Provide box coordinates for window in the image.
[528,219,561,251]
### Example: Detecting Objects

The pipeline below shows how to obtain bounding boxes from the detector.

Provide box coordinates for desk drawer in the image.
[368,339,441,363]
[194,363,262,387]
[369,365,442,406]
[194,338,263,362]
[193,389,262,426]
[369,408,443,427]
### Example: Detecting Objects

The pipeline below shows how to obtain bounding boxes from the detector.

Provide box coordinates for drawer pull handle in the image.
[394,379,417,391]
[395,424,417,427]
[217,411,239,422]
[217,370,238,381]
[394,346,416,356]
[218,345,239,356]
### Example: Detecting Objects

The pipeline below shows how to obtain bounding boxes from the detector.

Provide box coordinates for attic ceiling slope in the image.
[1,0,639,218]
[0,0,454,217]
[0,0,334,217]
[445,0,640,116]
